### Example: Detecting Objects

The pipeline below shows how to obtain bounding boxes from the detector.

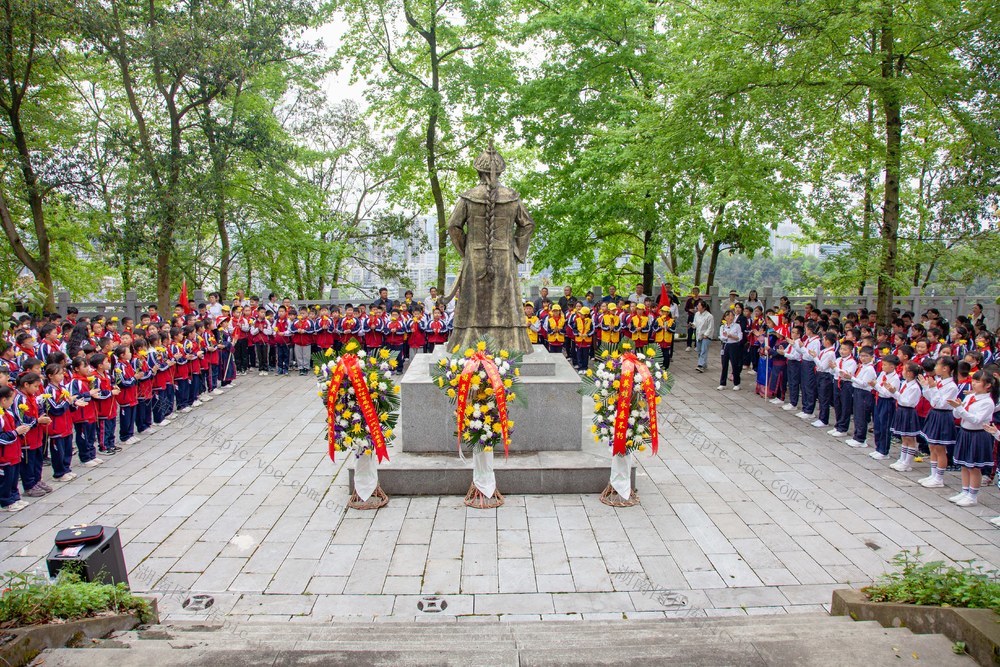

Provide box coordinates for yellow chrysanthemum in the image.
[514,368,520,376]
[389,359,398,369]
[379,348,390,359]
[492,422,502,433]
[483,445,493,452]
[638,444,647,452]
[384,429,394,439]
[622,342,632,350]
[452,344,460,353]
[353,423,362,434]
[379,412,388,422]
[612,380,621,389]
[345,341,358,352]
[471,375,481,386]
[591,425,598,433]
[393,385,400,394]
[484,415,493,425]
[438,377,445,387]
[325,348,334,357]
[464,348,474,357]
[601,350,609,358]
[477,341,487,352]
[646,347,656,356]
[499,350,509,358]
[611,351,620,359]
[447,388,456,398]
[344,436,353,445]
[503,379,512,389]
[585,369,593,377]
[465,405,474,415]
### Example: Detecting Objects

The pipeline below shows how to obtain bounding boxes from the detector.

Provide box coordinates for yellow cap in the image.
[551,304,562,311]
[579,307,591,316]
[608,304,618,312]
[221,305,231,312]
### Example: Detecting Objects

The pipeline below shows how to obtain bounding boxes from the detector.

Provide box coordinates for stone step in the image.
[165,613,843,633]
[118,620,910,649]
[35,647,522,667]
[352,449,632,495]
[36,629,973,667]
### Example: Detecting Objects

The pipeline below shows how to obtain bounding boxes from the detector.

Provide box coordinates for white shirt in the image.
[628,292,646,304]
[816,347,837,375]
[850,363,876,390]
[895,380,921,408]
[784,339,802,361]
[207,303,223,318]
[424,295,439,312]
[802,335,822,363]
[835,356,857,379]
[924,378,959,410]
[953,393,996,430]
[875,370,899,399]
[693,311,714,339]
[719,322,742,344]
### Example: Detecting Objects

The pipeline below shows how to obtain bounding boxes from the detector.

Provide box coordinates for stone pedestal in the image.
[350,346,630,495]
[398,346,583,453]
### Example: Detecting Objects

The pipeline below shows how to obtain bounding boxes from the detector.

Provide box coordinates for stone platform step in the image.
[350,449,632,495]
[35,614,974,666]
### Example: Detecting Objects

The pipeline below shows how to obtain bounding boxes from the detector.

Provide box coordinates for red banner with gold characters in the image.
[611,353,660,456]
[324,354,389,463]
[455,352,512,457]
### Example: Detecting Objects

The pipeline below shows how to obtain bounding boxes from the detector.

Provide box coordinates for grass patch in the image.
[0,569,153,629]
[863,549,1000,612]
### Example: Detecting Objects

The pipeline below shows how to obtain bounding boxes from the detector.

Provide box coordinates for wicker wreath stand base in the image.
[348,486,389,510]
[600,484,640,507]
[464,482,504,509]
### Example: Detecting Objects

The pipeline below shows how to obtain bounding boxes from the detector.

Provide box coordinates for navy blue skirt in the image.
[920,409,957,446]
[953,428,994,468]
[891,406,922,437]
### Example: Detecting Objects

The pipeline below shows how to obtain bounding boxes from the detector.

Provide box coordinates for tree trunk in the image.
[706,239,722,292]
[642,228,654,296]
[875,3,901,327]
[693,243,705,288]
[859,32,877,297]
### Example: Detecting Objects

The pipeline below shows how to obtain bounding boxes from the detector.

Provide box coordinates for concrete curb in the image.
[831,589,1000,665]
[0,598,158,667]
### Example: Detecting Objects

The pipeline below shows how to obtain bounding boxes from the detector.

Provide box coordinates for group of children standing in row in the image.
[0,307,240,512]
[524,299,676,371]
[731,303,1000,517]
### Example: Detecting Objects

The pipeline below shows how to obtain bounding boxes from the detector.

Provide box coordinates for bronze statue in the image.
[447,142,535,354]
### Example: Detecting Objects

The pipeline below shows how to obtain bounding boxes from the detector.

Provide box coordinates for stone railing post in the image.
[761,286,773,310]
[863,286,875,311]
[57,290,70,316]
[125,291,137,321]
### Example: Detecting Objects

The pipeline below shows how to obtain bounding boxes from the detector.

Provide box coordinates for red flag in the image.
[179,279,193,315]
[657,283,671,311]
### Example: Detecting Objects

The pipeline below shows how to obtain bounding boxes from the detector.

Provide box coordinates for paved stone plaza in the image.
[3,357,1000,623]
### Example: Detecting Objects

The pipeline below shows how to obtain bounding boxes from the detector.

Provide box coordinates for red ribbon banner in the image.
[611,353,660,456]
[454,352,512,457]
[324,355,389,463]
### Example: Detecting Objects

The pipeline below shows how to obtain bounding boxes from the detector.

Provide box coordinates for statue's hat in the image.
[474,140,506,175]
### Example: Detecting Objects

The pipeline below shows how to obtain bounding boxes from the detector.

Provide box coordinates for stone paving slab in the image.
[3,353,1000,621]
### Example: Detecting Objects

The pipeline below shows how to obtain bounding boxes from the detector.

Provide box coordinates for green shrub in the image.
[863,550,1000,612]
[0,569,153,628]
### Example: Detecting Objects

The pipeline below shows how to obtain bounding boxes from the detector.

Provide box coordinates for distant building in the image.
[770,222,820,257]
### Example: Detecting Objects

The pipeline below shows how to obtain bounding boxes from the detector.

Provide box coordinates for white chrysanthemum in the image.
[358,350,366,358]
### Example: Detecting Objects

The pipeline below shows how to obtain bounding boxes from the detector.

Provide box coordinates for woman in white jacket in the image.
[693,300,714,372]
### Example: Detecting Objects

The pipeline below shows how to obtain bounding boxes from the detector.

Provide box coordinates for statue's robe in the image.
[447,184,535,354]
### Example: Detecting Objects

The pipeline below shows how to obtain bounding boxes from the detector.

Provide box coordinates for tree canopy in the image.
[0,0,995,320]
